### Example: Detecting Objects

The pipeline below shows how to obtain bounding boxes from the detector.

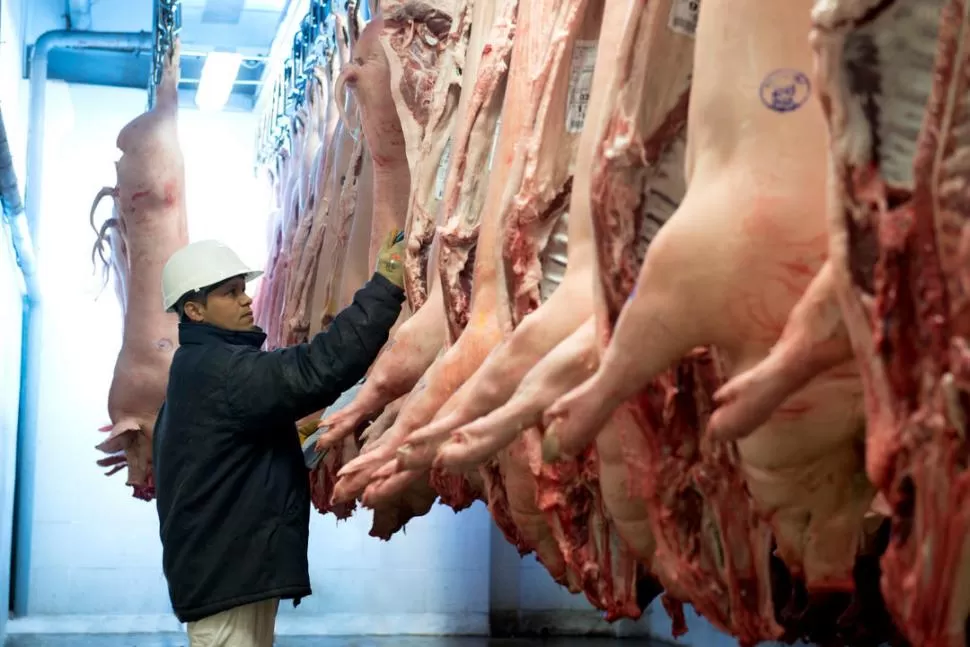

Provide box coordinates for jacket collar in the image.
[178,322,267,349]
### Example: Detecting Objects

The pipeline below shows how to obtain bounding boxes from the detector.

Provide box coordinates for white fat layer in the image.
[636,130,688,265]
[539,210,569,303]
[842,0,945,189]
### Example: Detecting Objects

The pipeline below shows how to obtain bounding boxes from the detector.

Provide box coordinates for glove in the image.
[375,229,406,289]
[297,419,318,445]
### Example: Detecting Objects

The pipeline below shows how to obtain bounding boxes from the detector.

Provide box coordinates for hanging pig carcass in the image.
[305,10,436,529]
[312,0,473,448]
[333,0,658,619]
[522,0,904,643]
[91,39,190,501]
[706,0,970,644]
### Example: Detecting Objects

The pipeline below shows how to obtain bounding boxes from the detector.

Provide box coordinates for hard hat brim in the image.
[164,269,264,313]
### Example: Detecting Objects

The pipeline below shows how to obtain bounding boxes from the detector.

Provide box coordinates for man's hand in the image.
[375,229,406,289]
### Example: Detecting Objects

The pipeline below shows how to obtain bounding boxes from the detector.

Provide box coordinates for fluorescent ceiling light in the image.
[195,52,243,111]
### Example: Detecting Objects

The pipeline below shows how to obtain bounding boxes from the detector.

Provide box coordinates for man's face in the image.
[184,276,255,331]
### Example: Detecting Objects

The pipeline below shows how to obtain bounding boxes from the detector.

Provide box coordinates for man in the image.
[153,233,406,646]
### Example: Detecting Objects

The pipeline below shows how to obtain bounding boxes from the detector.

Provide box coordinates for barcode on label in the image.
[487,117,502,170]
[667,0,699,37]
[565,40,597,134]
[434,138,452,200]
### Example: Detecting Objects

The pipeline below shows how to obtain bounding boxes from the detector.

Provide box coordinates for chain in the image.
[257,0,331,165]
[149,0,183,107]
[254,0,364,166]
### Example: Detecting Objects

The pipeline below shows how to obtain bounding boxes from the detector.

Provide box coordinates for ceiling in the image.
[28,0,294,110]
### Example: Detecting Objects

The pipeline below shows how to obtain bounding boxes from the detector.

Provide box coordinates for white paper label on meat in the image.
[487,117,502,170]
[434,138,452,200]
[667,0,699,37]
[566,41,597,134]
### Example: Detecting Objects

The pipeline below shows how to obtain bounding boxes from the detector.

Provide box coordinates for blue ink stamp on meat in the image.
[759,69,811,113]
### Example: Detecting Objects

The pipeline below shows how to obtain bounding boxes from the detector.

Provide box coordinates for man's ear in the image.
[183,300,206,323]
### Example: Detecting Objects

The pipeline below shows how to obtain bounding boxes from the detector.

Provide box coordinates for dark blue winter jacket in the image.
[153,273,404,622]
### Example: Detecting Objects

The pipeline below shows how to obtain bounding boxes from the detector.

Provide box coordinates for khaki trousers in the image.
[186,598,280,647]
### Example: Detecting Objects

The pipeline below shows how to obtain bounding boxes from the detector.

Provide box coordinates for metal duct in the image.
[0,105,35,301]
[13,29,151,615]
[0,103,31,647]
[25,30,152,241]
[65,0,93,30]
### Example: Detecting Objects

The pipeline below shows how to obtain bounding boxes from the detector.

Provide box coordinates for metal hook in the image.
[148,0,183,107]
[258,0,362,164]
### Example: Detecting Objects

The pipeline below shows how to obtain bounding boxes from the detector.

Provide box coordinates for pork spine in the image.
[93,39,189,501]
[822,8,970,641]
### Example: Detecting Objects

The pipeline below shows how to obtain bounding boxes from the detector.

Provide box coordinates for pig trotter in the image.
[708,261,855,441]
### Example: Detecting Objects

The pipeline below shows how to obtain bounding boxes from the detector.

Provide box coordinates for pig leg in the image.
[359,394,407,449]
[542,200,715,459]
[314,289,446,450]
[708,260,856,441]
[95,417,143,464]
[96,452,128,477]
[434,317,598,470]
[365,298,515,475]
[404,278,592,450]
[343,311,509,506]
[331,360,446,503]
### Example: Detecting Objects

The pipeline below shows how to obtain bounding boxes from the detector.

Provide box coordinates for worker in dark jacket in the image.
[153,234,406,647]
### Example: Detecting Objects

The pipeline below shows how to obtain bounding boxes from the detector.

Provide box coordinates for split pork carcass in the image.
[251,143,289,340]
[304,9,430,526]
[327,0,534,506]
[347,0,524,529]
[90,38,189,501]
[313,0,476,458]
[253,131,292,348]
[332,0,657,620]
[705,0,970,645]
[280,69,327,345]
[334,0,592,504]
[323,0,510,536]
[307,0,478,452]
[306,4,370,338]
[417,0,706,627]
[407,0,661,618]
[273,55,333,346]
[257,11,343,350]
[264,100,306,348]
[514,0,903,643]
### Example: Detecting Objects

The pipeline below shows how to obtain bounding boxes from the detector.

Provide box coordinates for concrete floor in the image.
[3,637,659,646]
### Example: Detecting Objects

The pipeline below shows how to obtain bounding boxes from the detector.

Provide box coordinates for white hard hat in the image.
[162,239,263,312]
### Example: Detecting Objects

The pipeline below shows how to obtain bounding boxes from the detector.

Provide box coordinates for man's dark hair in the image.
[175,288,210,323]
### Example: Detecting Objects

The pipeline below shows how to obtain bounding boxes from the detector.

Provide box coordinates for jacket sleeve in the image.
[225,273,405,424]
